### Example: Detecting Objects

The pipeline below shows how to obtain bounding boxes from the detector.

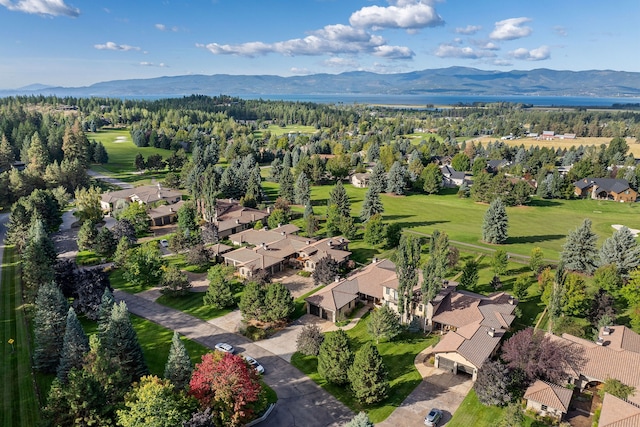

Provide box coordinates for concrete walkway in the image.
[114,290,354,427]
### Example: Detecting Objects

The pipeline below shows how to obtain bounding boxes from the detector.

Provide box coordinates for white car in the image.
[243,355,265,374]
[214,342,235,354]
[159,239,169,248]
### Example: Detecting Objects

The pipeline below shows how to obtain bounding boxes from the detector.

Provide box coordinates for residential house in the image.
[523,380,573,422]
[224,227,350,278]
[598,393,640,427]
[440,165,468,188]
[147,200,185,226]
[100,184,183,214]
[573,178,637,202]
[486,159,511,173]
[305,258,518,380]
[351,172,371,188]
[211,199,270,239]
[430,290,517,380]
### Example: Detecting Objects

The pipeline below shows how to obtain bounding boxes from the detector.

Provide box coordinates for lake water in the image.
[234,93,640,107]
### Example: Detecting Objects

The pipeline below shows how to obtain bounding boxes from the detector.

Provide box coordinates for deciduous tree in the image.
[492,249,509,276]
[160,264,192,297]
[296,324,324,356]
[474,359,512,406]
[124,242,165,289]
[395,234,422,320]
[203,264,236,309]
[459,259,479,290]
[312,255,340,286]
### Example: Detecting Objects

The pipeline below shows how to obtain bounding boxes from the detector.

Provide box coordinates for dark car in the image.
[424,408,443,426]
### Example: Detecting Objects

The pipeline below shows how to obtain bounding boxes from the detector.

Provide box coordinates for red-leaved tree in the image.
[189,352,265,427]
[501,327,585,384]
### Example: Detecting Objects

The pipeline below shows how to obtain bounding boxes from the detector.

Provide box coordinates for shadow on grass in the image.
[527,198,563,207]
[505,234,565,245]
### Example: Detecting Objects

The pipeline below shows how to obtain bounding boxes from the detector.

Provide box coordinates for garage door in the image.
[438,357,456,372]
[309,304,320,316]
[457,363,475,376]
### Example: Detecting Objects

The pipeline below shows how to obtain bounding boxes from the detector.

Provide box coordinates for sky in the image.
[0,0,638,89]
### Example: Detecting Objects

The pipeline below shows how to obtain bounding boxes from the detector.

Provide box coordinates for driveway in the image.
[377,358,473,427]
[115,291,354,427]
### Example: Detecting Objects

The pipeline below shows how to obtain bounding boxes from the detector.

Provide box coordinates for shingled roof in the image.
[599,393,640,427]
[524,380,573,413]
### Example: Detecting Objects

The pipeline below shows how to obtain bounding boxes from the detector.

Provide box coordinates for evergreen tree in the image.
[0,133,15,172]
[600,226,640,277]
[328,180,351,218]
[264,282,295,322]
[344,412,374,427]
[278,166,295,203]
[164,331,193,391]
[317,329,353,385]
[459,259,479,290]
[203,264,236,309]
[77,219,98,251]
[22,218,57,301]
[238,281,266,321]
[134,153,146,171]
[93,225,116,258]
[294,171,311,206]
[369,162,387,194]
[482,197,508,244]
[100,301,149,383]
[93,141,109,164]
[386,161,407,195]
[474,359,513,406]
[26,131,50,177]
[421,163,443,194]
[492,248,509,276]
[348,343,388,404]
[561,218,599,275]
[364,213,386,246]
[56,307,89,382]
[304,205,319,237]
[97,287,115,332]
[395,235,422,320]
[160,264,192,297]
[33,282,69,373]
[360,186,384,222]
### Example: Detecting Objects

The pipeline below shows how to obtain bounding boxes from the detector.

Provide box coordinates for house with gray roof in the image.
[573,178,637,202]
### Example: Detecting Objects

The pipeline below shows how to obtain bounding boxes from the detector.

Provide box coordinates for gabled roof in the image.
[101,185,183,205]
[573,178,631,193]
[599,393,640,427]
[524,380,573,413]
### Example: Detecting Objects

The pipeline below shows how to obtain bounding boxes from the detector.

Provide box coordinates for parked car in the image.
[214,342,234,354]
[424,408,443,426]
[160,239,169,248]
[242,355,265,374]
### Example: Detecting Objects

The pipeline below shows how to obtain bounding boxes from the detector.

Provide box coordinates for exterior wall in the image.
[434,352,478,380]
[612,189,637,202]
[525,400,563,421]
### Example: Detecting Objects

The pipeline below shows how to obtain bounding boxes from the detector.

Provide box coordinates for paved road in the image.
[88,169,133,189]
[114,290,354,427]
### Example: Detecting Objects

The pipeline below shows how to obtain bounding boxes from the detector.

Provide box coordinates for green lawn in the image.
[448,390,543,427]
[265,179,640,260]
[89,128,175,176]
[0,247,41,427]
[291,312,437,423]
[156,292,236,321]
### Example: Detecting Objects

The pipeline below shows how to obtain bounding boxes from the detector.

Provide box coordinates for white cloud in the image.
[94,41,141,51]
[509,45,550,61]
[349,0,443,30]
[0,0,79,17]
[290,67,313,75]
[553,26,567,37]
[155,23,178,32]
[489,17,532,40]
[139,62,168,67]
[455,25,481,35]
[435,43,496,59]
[322,57,360,68]
[197,23,413,59]
[492,59,513,66]
[469,39,500,50]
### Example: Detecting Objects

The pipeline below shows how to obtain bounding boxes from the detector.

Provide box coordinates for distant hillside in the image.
[2,67,640,98]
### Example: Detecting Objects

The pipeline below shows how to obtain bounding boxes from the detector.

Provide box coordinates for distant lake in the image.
[234,93,640,107]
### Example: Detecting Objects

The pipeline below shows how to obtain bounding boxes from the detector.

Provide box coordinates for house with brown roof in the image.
[211,199,270,238]
[573,178,637,202]
[224,227,350,279]
[599,393,640,427]
[430,290,517,380]
[101,184,183,214]
[524,380,573,422]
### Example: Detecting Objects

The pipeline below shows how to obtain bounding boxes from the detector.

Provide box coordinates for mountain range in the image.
[3,67,640,99]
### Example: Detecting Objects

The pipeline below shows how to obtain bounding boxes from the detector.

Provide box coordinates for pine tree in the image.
[459,259,479,290]
[328,180,351,218]
[600,226,640,276]
[93,226,116,258]
[238,281,266,321]
[22,219,57,301]
[203,264,235,309]
[97,287,115,333]
[561,218,599,275]
[0,133,15,172]
[33,282,69,373]
[386,161,407,195]
[296,324,324,356]
[77,219,98,251]
[56,307,89,382]
[344,412,374,427]
[348,343,388,404]
[364,213,386,246]
[360,186,384,222]
[492,248,509,276]
[482,197,509,244]
[367,304,401,344]
[421,163,443,194]
[294,172,311,206]
[317,329,353,385]
[369,161,387,194]
[278,166,295,203]
[164,331,193,390]
[100,301,149,383]
[264,282,295,322]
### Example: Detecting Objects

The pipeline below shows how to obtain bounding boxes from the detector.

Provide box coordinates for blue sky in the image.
[0,0,638,89]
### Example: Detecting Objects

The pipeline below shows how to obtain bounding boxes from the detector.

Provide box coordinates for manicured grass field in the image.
[472,135,640,157]
[448,390,542,427]
[156,292,236,321]
[89,128,174,176]
[291,312,437,423]
[0,247,41,427]
[264,179,640,260]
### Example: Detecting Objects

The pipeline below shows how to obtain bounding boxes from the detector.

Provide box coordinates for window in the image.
[385,287,390,295]
[541,405,548,411]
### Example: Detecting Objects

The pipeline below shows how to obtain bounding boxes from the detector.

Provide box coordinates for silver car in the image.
[214,342,235,354]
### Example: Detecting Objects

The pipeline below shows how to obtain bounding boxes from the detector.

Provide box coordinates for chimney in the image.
[306,240,311,245]
[277,223,282,228]
[487,327,496,337]
[508,295,514,305]
[602,326,611,336]
[334,276,340,283]
[340,238,344,243]
[236,219,240,224]
[328,240,333,246]
[281,231,286,236]
[372,257,378,264]
[596,336,604,346]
